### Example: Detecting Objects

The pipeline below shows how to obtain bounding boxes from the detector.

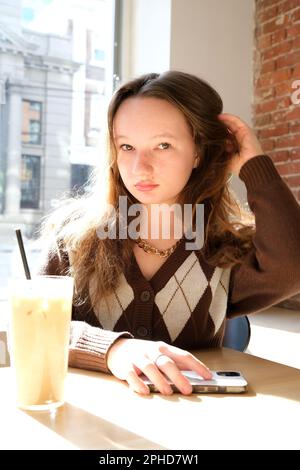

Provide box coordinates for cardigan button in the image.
[136,326,148,337]
[140,290,151,302]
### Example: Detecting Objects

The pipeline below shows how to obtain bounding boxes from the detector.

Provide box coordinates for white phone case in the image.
[141,370,248,393]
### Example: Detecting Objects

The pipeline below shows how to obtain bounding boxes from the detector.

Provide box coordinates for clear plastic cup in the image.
[9,276,74,411]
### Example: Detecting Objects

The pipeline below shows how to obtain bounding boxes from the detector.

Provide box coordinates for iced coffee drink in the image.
[9,276,74,410]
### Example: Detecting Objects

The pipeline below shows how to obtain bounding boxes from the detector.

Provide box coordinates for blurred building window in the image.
[21,7,35,23]
[20,155,41,209]
[94,49,105,62]
[71,163,93,195]
[22,100,42,145]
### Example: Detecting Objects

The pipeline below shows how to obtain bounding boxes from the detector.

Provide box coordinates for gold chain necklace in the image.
[135,237,181,258]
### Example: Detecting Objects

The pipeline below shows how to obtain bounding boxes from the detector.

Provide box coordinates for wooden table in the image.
[1,348,299,450]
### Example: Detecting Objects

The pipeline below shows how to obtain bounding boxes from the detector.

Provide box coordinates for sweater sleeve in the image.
[69,321,132,373]
[227,154,300,318]
[36,241,133,373]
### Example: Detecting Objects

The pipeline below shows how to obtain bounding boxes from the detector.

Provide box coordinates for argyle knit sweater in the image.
[39,155,300,373]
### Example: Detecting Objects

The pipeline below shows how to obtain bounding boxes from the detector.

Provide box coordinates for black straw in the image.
[15,229,31,280]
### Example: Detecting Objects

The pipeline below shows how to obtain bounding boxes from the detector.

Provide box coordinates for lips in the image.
[135,182,159,191]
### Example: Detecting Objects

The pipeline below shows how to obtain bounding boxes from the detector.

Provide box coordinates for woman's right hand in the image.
[107,338,212,395]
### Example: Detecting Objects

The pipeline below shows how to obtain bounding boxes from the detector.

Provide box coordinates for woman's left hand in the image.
[218,113,264,176]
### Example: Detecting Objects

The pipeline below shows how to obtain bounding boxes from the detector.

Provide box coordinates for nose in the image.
[131,151,153,176]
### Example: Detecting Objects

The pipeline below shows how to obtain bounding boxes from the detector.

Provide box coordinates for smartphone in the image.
[141,370,248,394]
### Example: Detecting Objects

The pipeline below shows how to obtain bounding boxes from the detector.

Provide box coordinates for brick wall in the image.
[254,0,300,203]
[254,0,300,309]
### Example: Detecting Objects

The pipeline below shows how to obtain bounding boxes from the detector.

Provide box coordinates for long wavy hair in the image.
[39,71,255,307]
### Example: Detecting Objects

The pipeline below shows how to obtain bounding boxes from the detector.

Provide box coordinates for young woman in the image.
[39,71,300,396]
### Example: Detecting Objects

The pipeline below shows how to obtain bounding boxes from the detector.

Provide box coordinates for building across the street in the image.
[0,0,111,243]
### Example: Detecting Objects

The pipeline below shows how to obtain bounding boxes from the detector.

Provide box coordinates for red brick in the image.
[261,139,275,152]
[257,0,281,9]
[291,148,300,159]
[257,34,272,49]
[276,163,291,176]
[291,63,300,77]
[270,150,290,162]
[273,68,292,84]
[276,161,300,176]
[278,0,300,14]
[262,40,293,61]
[254,0,300,164]
[276,134,300,149]
[259,123,289,139]
[256,99,278,114]
[285,107,300,120]
[253,114,272,127]
[257,96,291,114]
[262,47,277,62]
[255,86,275,100]
[274,81,293,97]
[263,15,289,35]
[272,109,289,123]
[277,96,292,108]
[284,175,300,187]
[293,36,300,50]
[258,5,278,24]
[290,122,300,133]
[291,8,300,22]
[286,24,300,38]
[277,51,300,68]
[291,161,300,173]
[261,60,276,74]
[256,73,274,88]
[276,39,294,55]
[263,21,278,35]
[271,29,286,44]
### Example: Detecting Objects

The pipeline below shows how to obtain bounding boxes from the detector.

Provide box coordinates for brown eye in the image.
[120,144,133,151]
[158,143,170,150]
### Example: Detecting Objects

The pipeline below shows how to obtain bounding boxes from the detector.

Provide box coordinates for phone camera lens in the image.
[216,371,240,377]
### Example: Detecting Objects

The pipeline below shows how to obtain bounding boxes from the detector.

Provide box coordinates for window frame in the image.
[22,99,43,146]
[20,154,41,210]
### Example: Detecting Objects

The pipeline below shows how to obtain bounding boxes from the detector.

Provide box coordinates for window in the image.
[22,100,42,145]
[21,155,41,209]
[71,164,93,195]
[1,0,118,329]
[94,49,105,62]
[22,6,35,23]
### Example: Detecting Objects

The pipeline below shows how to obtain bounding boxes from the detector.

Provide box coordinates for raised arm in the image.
[217,113,300,317]
[227,154,300,317]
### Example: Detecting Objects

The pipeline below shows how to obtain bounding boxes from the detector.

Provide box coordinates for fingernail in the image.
[137,386,150,395]
[183,385,192,395]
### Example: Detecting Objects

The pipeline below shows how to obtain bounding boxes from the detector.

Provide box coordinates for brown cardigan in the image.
[39,155,300,373]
